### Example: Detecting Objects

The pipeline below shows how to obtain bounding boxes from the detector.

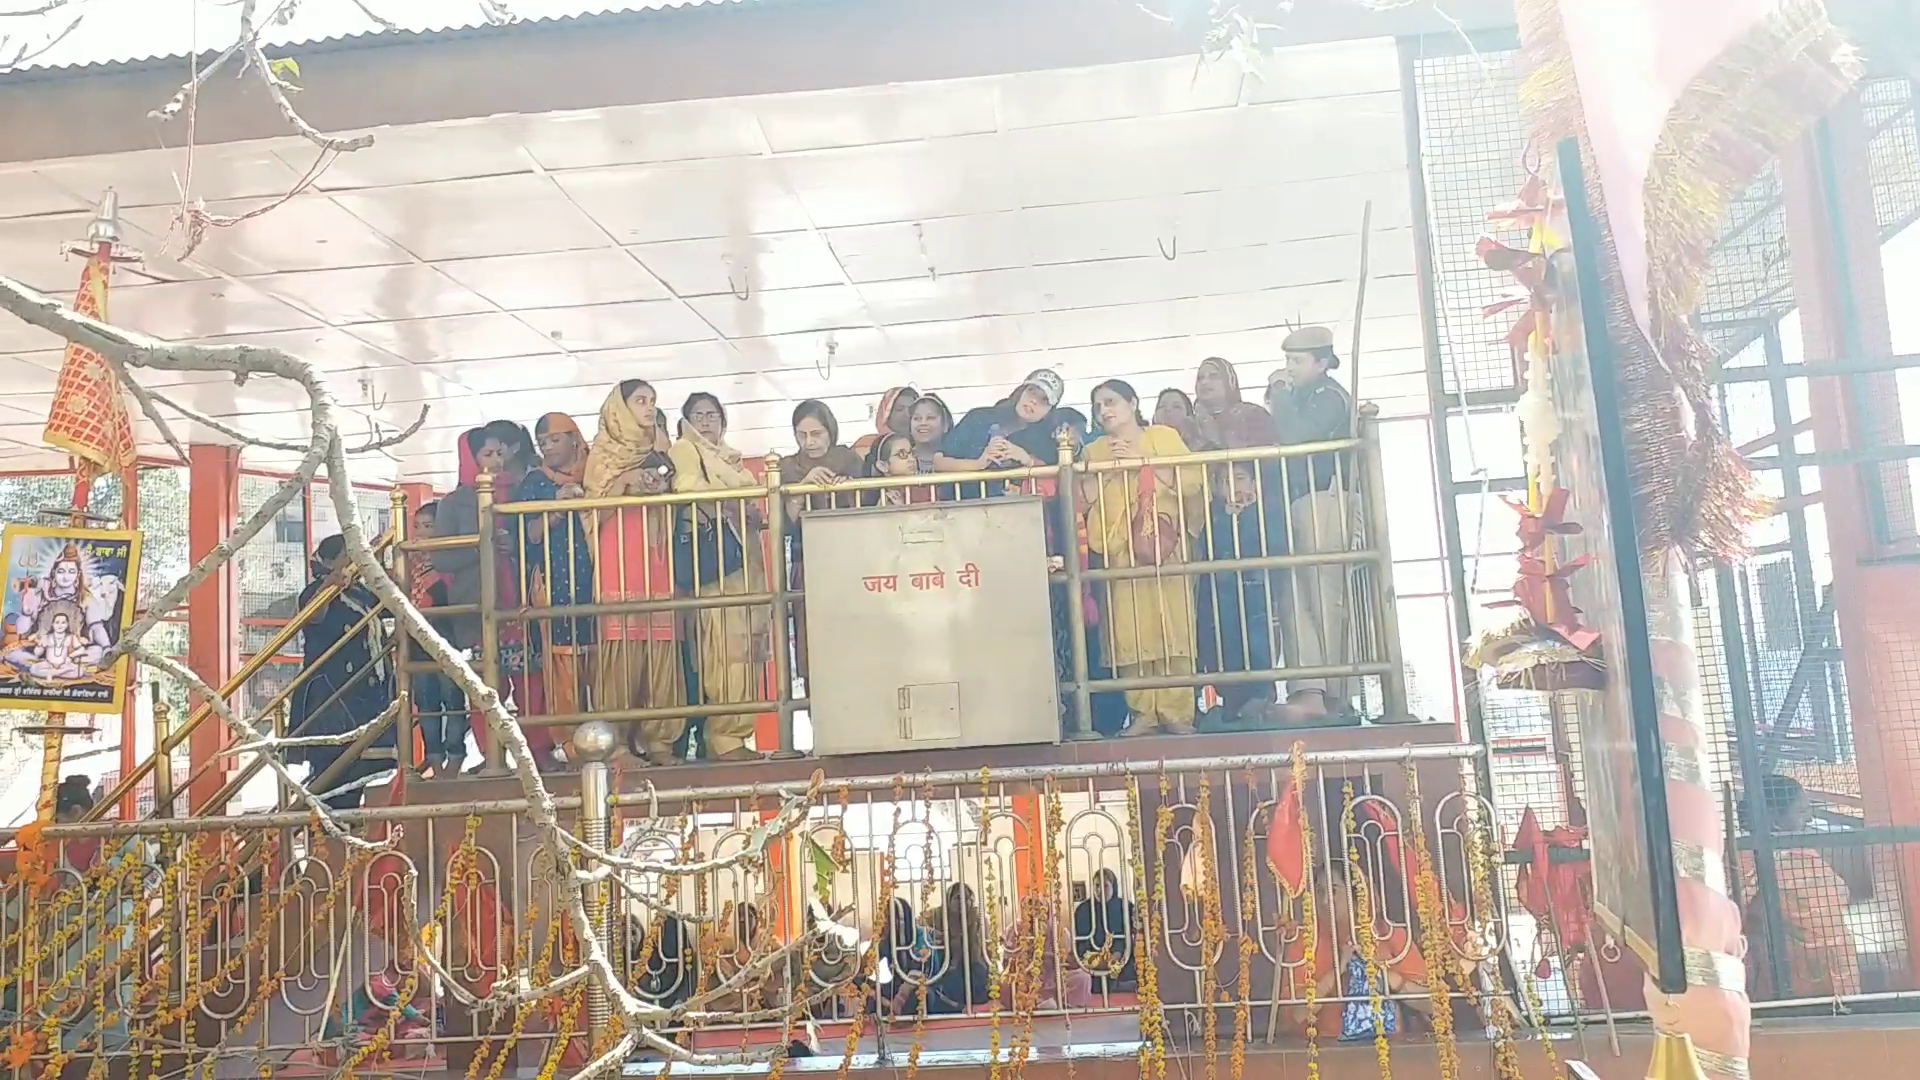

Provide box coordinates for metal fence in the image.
[398,414,1417,772]
[0,745,1521,1072]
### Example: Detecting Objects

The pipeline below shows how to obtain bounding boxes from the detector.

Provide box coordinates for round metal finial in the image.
[571,720,619,763]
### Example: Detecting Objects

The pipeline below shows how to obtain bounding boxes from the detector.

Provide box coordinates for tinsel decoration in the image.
[1512,0,1857,565]
[1466,487,1607,691]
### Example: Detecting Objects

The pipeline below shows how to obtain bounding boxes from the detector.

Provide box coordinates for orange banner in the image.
[42,249,136,483]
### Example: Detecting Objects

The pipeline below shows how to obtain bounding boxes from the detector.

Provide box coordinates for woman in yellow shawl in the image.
[1079,378,1202,735]
[584,379,685,762]
[668,392,768,762]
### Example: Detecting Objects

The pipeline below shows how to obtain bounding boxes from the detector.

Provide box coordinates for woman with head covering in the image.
[291,534,396,807]
[513,413,597,730]
[1071,868,1139,993]
[925,882,993,1013]
[585,380,686,763]
[668,392,768,763]
[779,400,863,688]
[435,425,543,768]
[1191,357,1271,453]
[1080,379,1202,736]
[851,386,920,458]
[1193,408,1287,724]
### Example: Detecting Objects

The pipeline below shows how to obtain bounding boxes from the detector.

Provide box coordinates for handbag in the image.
[1129,466,1180,567]
[674,506,746,591]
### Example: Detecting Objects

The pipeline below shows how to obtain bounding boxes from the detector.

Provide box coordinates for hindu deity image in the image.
[0,525,140,710]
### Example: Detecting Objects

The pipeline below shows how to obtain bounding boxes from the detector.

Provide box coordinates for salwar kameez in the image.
[1082,425,1201,731]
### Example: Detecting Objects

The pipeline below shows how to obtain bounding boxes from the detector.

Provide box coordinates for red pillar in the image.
[186,444,241,814]
[1780,91,1920,989]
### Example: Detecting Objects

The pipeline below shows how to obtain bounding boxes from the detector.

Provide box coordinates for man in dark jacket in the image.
[1267,326,1357,719]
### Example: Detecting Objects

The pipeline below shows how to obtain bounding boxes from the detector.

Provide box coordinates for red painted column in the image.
[1780,92,1920,989]
[186,444,241,814]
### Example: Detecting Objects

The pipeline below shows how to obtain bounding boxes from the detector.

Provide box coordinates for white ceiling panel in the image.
[0,41,1419,486]
[121,194,418,276]
[825,212,1030,285]
[302,120,535,191]
[434,249,673,310]
[631,231,847,297]
[516,299,719,352]
[684,283,873,340]
[111,277,323,340]
[753,81,1000,154]
[993,55,1247,130]
[553,159,812,245]
[31,140,319,210]
[340,311,567,364]
[243,262,495,326]
[518,102,770,172]
[329,174,610,261]
[0,168,95,220]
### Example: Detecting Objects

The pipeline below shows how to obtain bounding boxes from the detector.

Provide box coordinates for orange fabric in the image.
[1740,847,1861,999]
[595,506,676,641]
[43,249,136,481]
[1266,777,1308,897]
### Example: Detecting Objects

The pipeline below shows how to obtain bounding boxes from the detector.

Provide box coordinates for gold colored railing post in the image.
[390,487,417,776]
[765,453,797,756]
[476,472,508,776]
[150,683,173,819]
[573,720,618,1045]
[1359,403,1410,722]
[1056,432,1094,739]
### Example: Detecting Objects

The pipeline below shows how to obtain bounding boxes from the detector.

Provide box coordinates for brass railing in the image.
[0,745,1509,1071]
[87,530,400,823]
[394,406,1408,771]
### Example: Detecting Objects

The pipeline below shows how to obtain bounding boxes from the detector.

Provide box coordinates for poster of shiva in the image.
[0,525,142,713]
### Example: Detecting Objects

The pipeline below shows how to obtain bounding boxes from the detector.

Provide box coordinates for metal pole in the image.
[476,473,507,776]
[764,454,798,757]
[1056,431,1094,739]
[390,487,417,777]
[1359,404,1410,722]
[1715,564,1794,996]
[150,683,173,819]
[573,720,619,1048]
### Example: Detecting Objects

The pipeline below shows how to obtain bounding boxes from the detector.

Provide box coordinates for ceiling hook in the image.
[1157,234,1178,261]
[729,270,752,301]
[915,222,937,282]
[817,336,838,381]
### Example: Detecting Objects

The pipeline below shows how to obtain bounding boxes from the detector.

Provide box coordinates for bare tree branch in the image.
[246,38,374,152]
[146,384,430,454]
[133,647,388,852]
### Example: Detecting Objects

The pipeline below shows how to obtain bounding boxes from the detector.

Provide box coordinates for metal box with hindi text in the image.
[800,495,1060,755]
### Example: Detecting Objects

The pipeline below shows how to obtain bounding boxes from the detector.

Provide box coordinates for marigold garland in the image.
[1340,782,1392,1080]
[1195,775,1226,1080]
[1402,763,1463,1080]
[1232,772,1259,1080]
[1290,749,1322,1080]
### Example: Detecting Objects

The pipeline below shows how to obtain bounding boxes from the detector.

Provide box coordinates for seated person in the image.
[1071,868,1139,993]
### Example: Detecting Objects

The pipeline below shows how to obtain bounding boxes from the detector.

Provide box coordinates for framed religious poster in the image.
[0,524,142,713]
[1550,139,1686,993]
